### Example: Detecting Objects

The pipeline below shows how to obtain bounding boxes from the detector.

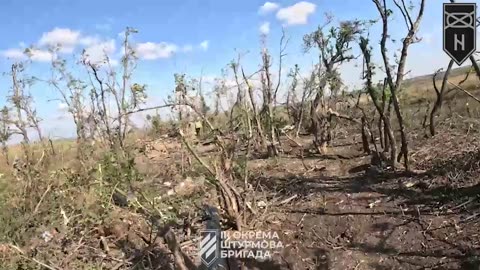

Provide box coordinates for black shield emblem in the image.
[199,229,219,267]
[443,3,477,66]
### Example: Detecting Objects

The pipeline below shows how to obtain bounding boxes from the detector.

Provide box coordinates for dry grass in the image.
[402,66,480,104]
[0,139,78,174]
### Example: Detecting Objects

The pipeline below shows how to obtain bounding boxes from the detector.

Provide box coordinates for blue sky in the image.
[0,0,470,139]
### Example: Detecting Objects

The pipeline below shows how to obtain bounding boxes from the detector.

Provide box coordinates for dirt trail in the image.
[137,133,480,269]
[246,137,480,269]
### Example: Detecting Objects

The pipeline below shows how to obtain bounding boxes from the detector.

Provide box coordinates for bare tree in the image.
[0,107,12,164]
[241,67,266,149]
[231,32,287,157]
[8,63,36,160]
[286,65,302,136]
[304,18,362,154]
[229,56,245,125]
[360,39,396,165]
[83,27,144,152]
[212,71,228,117]
[49,55,92,156]
[257,31,287,157]
[370,0,426,170]
[429,60,454,136]
[286,65,299,124]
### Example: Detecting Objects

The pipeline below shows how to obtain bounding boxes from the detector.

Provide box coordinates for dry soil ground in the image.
[248,132,480,270]
[137,123,480,270]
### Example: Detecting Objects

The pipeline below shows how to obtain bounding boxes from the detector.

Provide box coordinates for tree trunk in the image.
[430,60,454,136]
[361,117,371,154]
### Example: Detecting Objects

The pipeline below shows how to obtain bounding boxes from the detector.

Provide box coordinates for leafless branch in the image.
[448,80,480,104]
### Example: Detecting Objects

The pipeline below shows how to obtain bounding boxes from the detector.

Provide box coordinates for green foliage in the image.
[273,107,290,128]
[99,151,141,186]
[146,113,162,134]
[370,82,392,103]
[146,113,177,137]
[303,18,363,58]
[338,20,363,42]
[174,73,187,95]
[233,154,248,181]
[0,107,11,143]
[326,69,344,95]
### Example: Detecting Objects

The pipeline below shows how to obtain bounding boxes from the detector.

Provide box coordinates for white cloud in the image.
[1,48,26,60]
[135,42,178,60]
[83,39,116,64]
[58,102,69,111]
[199,40,209,51]
[38,27,81,53]
[79,36,101,47]
[109,59,119,66]
[259,2,280,14]
[1,27,117,63]
[276,1,316,25]
[260,22,270,35]
[28,48,54,62]
[200,75,218,86]
[1,26,206,64]
[1,47,53,62]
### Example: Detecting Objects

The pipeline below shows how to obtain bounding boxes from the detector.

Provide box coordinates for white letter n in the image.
[454,33,465,51]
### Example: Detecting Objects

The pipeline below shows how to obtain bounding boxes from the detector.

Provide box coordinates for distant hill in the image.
[404,64,474,87]
[402,62,480,102]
